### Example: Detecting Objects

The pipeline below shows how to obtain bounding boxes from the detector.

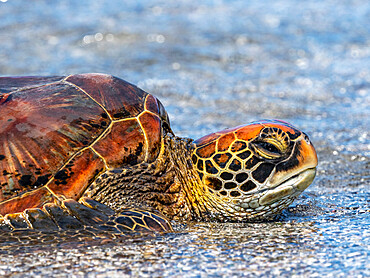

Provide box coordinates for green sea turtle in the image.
[0,73,318,234]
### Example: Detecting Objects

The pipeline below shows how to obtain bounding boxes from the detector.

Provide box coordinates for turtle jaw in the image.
[258,167,316,206]
[235,167,316,219]
[238,136,318,215]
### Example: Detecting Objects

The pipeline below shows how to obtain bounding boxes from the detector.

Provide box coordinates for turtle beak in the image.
[300,134,318,171]
[258,135,318,206]
[293,134,318,190]
[267,134,318,191]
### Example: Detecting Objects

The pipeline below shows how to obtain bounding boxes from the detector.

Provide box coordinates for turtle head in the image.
[191,120,318,221]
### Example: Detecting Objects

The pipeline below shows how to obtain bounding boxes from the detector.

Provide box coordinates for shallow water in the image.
[0,0,369,277]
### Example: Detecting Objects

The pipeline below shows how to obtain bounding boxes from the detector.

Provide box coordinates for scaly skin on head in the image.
[87,120,317,222]
[187,120,318,221]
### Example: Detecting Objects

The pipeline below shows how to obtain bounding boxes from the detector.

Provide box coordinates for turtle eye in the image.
[258,141,280,154]
[253,140,282,159]
[253,127,290,159]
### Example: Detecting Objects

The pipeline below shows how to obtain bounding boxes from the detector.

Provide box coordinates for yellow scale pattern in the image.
[192,139,259,198]
[191,126,294,200]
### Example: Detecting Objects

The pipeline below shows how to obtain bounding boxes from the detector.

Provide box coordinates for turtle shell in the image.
[0,73,169,216]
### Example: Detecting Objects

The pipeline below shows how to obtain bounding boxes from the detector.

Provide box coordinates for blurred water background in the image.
[0,0,369,277]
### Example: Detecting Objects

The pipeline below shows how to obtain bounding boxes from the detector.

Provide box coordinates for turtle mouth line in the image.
[257,167,317,206]
[275,167,317,190]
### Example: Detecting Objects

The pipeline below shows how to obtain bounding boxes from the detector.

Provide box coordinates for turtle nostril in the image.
[303,133,311,145]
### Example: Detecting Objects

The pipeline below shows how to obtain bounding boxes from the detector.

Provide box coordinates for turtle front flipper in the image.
[0,197,173,234]
[78,197,174,233]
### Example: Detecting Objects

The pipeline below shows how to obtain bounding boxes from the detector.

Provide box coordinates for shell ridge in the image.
[136,114,149,162]
[42,146,99,196]
[62,79,113,122]
[0,78,65,95]
[90,146,109,170]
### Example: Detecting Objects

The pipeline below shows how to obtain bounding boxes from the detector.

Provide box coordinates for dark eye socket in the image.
[255,141,280,154]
